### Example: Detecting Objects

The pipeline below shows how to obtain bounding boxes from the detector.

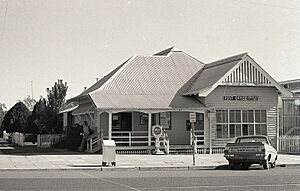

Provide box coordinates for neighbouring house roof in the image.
[279,79,300,84]
[279,79,300,95]
[59,102,79,114]
[72,102,95,115]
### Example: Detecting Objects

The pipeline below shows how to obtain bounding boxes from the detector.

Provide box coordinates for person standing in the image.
[78,121,90,152]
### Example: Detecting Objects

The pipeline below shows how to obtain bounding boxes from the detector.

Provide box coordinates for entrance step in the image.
[169,145,193,155]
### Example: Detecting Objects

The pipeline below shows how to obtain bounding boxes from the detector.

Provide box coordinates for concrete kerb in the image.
[0,164,298,172]
[0,166,212,172]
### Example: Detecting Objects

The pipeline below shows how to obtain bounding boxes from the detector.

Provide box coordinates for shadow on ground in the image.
[0,144,97,156]
[214,164,264,171]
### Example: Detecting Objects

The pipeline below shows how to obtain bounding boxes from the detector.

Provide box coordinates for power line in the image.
[0,0,8,48]
[231,0,300,11]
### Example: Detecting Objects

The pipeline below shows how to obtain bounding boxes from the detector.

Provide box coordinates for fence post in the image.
[90,138,93,151]
[129,132,131,146]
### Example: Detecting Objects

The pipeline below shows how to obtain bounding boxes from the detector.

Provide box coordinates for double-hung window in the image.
[216,109,267,138]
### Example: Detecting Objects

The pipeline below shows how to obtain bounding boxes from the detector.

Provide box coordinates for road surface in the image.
[0,166,299,191]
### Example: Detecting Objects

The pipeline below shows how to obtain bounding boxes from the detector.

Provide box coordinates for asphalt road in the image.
[0,166,299,191]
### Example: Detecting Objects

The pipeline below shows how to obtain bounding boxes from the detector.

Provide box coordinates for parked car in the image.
[224,135,277,170]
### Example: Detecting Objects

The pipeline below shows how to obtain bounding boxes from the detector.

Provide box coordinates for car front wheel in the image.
[263,160,270,169]
[229,161,238,170]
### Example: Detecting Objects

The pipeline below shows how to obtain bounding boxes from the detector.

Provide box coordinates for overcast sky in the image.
[0,0,299,110]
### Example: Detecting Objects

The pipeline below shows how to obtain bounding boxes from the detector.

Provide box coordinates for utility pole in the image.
[31,80,34,99]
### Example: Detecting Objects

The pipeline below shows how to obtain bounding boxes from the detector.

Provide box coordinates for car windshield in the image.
[236,137,268,143]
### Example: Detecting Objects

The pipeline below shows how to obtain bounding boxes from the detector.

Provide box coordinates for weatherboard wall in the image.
[204,85,279,147]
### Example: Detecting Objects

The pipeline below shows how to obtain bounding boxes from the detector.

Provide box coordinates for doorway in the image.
[112,112,132,131]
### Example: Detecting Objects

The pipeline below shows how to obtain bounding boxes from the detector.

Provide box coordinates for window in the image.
[160,112,171,130]
[216,109,267,138]
[195,113,204,131]
[139,114,148,125]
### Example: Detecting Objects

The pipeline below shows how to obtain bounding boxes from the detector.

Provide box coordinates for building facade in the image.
[62,47,292,153]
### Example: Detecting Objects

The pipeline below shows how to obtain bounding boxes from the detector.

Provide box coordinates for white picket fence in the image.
[37,134,66,148]
[278,135,300,153]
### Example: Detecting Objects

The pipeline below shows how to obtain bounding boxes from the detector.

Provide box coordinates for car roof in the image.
[236,135,268,139]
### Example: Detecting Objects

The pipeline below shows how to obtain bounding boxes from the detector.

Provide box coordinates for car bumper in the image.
[224,153,267,162]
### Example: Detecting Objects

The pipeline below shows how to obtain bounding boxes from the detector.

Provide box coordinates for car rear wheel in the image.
[270,161,275,168]
[241,162,251,170]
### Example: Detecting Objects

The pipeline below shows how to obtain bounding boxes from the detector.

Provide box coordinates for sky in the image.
[0,0,299,110]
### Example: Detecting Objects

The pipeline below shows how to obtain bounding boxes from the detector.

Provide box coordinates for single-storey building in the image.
[62,47,292,153]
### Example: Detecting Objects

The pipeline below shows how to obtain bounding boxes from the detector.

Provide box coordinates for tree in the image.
[27,98,48,134]
[0,103,6,125]
[47,79,68,113]
[1,102,31,133]
[46,79,68,133]
[21,95,37,111]
[0,103,7,137]
[28,79,68,134]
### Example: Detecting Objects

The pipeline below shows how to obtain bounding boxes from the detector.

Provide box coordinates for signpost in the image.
[190,112,196,166]
[152,125,164,155]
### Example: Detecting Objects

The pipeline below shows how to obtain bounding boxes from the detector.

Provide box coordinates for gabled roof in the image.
[86,48,206,110]
[183,53,292,97]
[183,53,247,95]
[69,48,292,111]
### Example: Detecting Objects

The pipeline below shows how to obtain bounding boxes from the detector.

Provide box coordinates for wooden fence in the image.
[278,135,300,154]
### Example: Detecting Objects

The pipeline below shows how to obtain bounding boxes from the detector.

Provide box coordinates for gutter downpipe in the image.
[209,110,212,154]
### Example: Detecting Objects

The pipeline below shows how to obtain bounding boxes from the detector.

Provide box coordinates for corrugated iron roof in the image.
[90,90,205,109]
[88,49,205,109]
[183,53,246,95]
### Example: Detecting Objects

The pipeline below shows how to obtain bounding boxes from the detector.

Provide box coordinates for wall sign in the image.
[152,125,163,138]
[189,112,196,123]
[295,99,300,106]
[223,95,258,101]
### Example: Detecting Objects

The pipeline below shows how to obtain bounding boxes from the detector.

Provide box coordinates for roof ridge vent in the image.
[153,46,182,56]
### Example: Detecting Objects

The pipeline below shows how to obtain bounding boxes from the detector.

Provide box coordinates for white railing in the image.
[86,131,150,153]
[162,131,169,154]
[86,133,101,152]
[278,135,300,153]
[190,130,204,145]
[111,131,149,146]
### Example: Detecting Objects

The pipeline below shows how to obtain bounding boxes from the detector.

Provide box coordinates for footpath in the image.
[1,142,300,171]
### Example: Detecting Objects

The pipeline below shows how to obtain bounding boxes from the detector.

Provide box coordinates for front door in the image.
[120,112,132,131]
[194,113,204,145]
[112,112,132,131]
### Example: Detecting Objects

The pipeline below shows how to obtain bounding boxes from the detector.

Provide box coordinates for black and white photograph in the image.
[0,0,299,190]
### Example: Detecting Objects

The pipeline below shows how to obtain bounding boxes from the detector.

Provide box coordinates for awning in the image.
[72,103,95,115]
[59,105,79,114]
